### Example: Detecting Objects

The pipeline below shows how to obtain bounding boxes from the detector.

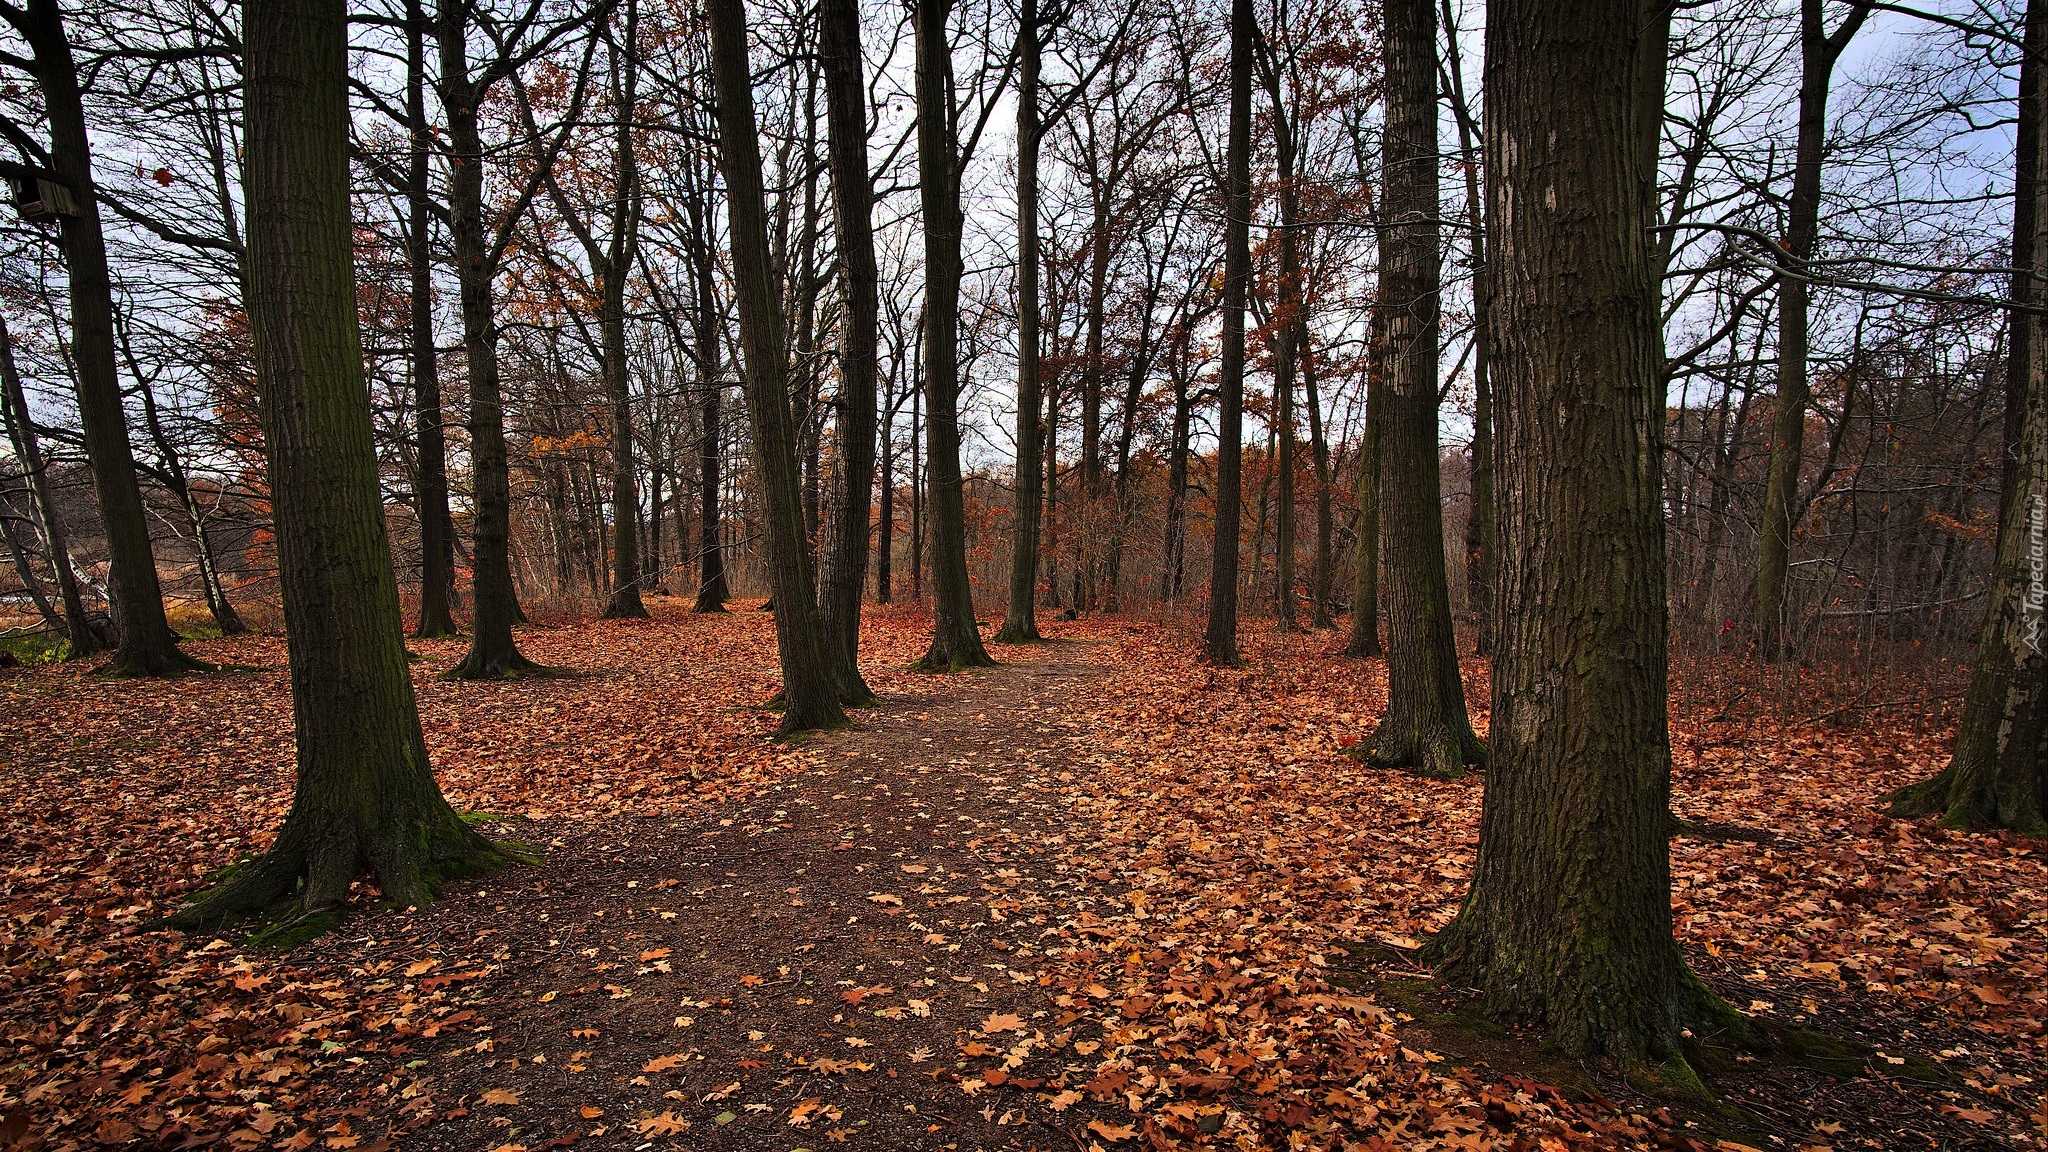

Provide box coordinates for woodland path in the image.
[300,640,1121,1151]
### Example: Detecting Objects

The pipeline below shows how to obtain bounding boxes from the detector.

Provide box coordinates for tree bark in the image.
[817,0,880,701]
[441,0,539,678]
[997,0,1043,644]
[172,0,504,933]
[406,0,457,639]
[912,0,995,672]
[1203,0,1253,667]
[1423,0,1733,1071]
[1366,0,1482,778]
[1754,0,1870,660]
[704,0,848,734]
[1887,0,2048,836]
[20,0,197,676]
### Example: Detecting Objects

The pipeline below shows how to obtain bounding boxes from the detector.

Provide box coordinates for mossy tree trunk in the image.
[1202,0,1253,668]
[1366,0,1482,778]
[703,0,848,734]
[817,0,881,701]
[1889,0,2048,837]
[911,0,995,673]
[173,0,503,932]
[19,0,197,676]
[1423,0,1731,1071]
[996,0,1044,646]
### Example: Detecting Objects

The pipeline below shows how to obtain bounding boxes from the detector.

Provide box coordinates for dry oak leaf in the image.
[642,1053,690,1073]
[636,1112,689,1136]
[1088,1119,1140,1142]
[480,1088,521,1106]
[979,1011,1026,1034]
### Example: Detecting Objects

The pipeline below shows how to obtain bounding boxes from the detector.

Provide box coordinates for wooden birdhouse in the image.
[0,163,80,223]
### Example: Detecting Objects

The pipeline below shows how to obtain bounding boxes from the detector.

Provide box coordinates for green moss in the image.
[0,632,69,665]
[245,907,347,951]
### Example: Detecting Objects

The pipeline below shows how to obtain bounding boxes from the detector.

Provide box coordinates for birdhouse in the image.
[0,164,80,223]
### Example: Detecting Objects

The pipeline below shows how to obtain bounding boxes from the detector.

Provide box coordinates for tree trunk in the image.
[0,321,103,652]
[693,248,728,612]
[704,0,848,733]
[878,374,895,604]
[1343,323,1382,658]
[1203,0,1253,667]
[441,0,538,678]
[130,362,246,636]
[818,0,880,701]
[1422,0,1733,1070]
[1755,0,1870,660]
[24,0,196,676]
[997,0,1043,643]
[407,0,458,639]
[1270,113,1299,633]
[1303,332,1335,628]
[912,0,995,672]
[1887,0,2048,836]
[172,0,504,933]
[1442,0,1491,655]
[1366,0,1482,778]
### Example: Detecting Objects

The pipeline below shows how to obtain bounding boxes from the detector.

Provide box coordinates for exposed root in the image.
[166,819,515,944]
[1359,722,1487,780]
[101,643,215,679]
[443,649,555,680]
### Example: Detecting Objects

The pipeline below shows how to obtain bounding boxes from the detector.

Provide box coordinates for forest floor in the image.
[0,600,2043,1152]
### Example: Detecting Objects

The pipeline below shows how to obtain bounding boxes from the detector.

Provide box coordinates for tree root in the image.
[1359,722,1487,780]
[443,649,555,680]
[165,817,515,942]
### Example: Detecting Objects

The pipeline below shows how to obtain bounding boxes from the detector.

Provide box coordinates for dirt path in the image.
[306,641,1119,1151]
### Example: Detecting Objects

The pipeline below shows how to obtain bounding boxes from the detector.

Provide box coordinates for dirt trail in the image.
[306,641,1118,1151]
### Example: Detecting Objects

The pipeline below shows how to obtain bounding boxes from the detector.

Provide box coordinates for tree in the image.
[1423,0,1734,1071]
[1341,330,1381,658]
[911,0,996,673]
[3,0,200,676]
[437,0,597,677]
[996,0,1045,645]
[1442,0,1491,655]
[171,0,505,933]
[406,0,458,640]
[536,0,651,621]
[818,0,882,701]
[1888,0,2048,837]
[1754,0,1872,659]
[703,0,849,735]
[0,316,102,653]
[1362,0,1481,777]
[1202,0,1252,667]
